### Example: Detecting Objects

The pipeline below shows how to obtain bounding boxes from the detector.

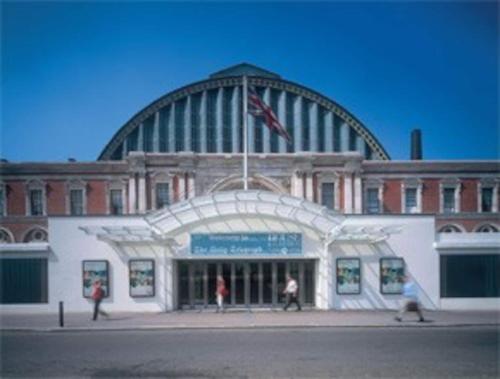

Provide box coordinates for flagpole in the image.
[243,75,249,190]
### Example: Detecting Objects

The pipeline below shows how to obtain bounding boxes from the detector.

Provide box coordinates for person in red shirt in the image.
[91,280,109,321]
[215,275,228,313]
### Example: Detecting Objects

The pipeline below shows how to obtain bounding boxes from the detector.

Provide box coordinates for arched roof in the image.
[99,63,390,160]
[146,190,345,237]
[80,190,402,244]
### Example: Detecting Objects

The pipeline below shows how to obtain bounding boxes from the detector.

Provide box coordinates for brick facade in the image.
[6,181,25,216]
[87,181,107,215]
[383,180,401,214]
[422,179,440,213]
[47,181,66,215]
[460,179,478,213]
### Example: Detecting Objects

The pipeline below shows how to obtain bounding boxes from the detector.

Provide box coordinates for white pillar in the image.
[153,111,160,152]
[216,87,223,153]
[294,96,302,151]
[417,183,423,213]
[293,171,304,198]
[168,102,176,152]
[137,123,144,151]
[231,86,240,153]
[325,112,334,153]
[177,172,186,201]
[262,88,271,153]
[138,175,146,213]
[122,139,128,159]
[309,103,318,152]
[184,95,191,152]
[164,253,174,311]
[344,173,353,213]
[340,123,349,152]
[493,184,499,213]
[200,91,207,153]
[128,176,136,214]
[354,174,362,214]
[306,172,314,202]
[317,242,332,310]
[187,172,195,199]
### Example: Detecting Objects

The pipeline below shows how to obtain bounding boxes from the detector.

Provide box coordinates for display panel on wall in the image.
[336,258,361,295]
[82,260,109,298]
[129,260,155,297]
[380,258,405,294]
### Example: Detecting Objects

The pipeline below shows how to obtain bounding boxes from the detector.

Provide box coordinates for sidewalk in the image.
[1,309,499,332]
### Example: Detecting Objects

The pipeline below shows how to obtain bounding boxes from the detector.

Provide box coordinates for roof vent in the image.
[410,129,422,160]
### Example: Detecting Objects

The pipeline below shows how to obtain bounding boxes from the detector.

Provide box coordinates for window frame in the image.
[401,179,422,214]
[65,179,87,216]
[106,180,126,215]
[440,179,461,214]
[318,173,339,211]
[150,172,173,210]
[363,181,383,215]
[25,180,46,217]
[478,180,498,213]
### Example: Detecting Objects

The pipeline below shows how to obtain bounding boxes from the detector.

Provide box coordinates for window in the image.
[481,188,493,213]
[321,182,335,210]
[23,227,48,243]
[440,180,460,214]
[443,188,455,213]
[156,183,170,209]
[175,99,185,152]
[222,88,233,153]
[0,228,13,243]
[143,115,155,152]
[405,188,417,213]
[110,189,123,215]
[440,255,499,298]
[70,189,84,216]
[0,258,48,304]
[475,224,499,233]
[401,181,422,214]
[438,224,463,233]
[366,188,380,214]
[30,189,43,216]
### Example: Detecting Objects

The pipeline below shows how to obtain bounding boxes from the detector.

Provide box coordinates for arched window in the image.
[0,227,14,243]
[475,224,499,233]
[23,227,48,243]
[438,224,463,233]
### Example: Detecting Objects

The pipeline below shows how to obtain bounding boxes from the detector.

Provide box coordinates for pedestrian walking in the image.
[215,275,228,313]
[395,276,424,322]
[283,274,301,311]
[91,280,109,321]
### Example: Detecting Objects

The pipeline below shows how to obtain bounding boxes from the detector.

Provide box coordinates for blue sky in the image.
[1,1,498,161]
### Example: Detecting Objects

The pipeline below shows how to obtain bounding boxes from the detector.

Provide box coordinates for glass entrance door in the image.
[176,260,316,309]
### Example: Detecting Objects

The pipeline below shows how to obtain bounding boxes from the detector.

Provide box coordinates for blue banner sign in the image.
[191,233,302,256]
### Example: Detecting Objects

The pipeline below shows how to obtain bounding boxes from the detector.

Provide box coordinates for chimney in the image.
[411,129,422,160]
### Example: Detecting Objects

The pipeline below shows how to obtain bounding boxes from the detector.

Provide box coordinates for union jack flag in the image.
[248,86,291,144]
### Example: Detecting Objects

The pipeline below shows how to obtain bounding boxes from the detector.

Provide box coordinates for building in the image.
[0,63,498,313]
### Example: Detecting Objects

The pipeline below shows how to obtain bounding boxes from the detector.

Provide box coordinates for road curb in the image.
[2,323,498,333]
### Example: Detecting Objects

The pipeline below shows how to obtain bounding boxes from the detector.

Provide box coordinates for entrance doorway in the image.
[176,260,316,309]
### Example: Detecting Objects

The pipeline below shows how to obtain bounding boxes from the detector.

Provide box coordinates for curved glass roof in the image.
[99,63,390,161]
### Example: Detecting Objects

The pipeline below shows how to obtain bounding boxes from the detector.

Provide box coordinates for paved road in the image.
[2,327,498,378]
